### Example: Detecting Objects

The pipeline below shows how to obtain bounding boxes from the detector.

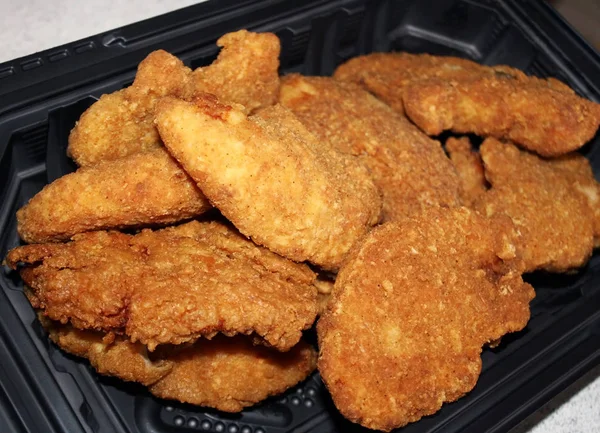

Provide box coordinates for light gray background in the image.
[0,0,598,432]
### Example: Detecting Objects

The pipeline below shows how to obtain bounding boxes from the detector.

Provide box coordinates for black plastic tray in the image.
[1,1,599,432]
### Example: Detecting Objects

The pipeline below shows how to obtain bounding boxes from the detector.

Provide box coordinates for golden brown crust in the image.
[334,52,599,157]
[7,221,318,351]
[446,137,487,207]
[546,156,600,246]
[42,317,316,411]
[404,75,600,157]
[314,274,335,315]
[279,74,460,221]
[318,207,534,431]
[68,31,281,166]
[155,95,381,270]
[8,231,139,330]
[475,138,596,272]
[334,52,494,114]
[150,336,317,412]
[44,319,173,386]
[334,52,573,109]
[68,50,193,166]
[126,221,318,351]
[16,148,211,244]
[191,30,281,113]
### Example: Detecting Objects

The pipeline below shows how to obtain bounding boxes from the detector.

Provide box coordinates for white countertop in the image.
[0,0,598,432]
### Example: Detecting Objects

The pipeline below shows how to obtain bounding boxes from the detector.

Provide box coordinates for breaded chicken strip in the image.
[403,74,600,157]
[69,30,280,166]
[43,317,317,411]
[17,148,211,244]
[334,52,498,114]
[126,222,317,350]
[191,30,281,113]
[68,50,193,166]
[13,231,140,331]
[446,137,487,207]
[155,95,381,270]
[42,316,173,386]
[6,221,318,351]
[150,336,317,412]
[335,52,579,111]
[475,138,597,272]
[551,156,600,247]
[335,52,600,157]
[318,207,534,431]
[279,74,460,221]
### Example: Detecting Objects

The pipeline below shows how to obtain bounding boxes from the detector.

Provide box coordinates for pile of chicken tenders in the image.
[5,29,600,431]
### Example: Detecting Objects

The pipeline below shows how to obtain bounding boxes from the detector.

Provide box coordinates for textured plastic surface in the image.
[1,0,600,432]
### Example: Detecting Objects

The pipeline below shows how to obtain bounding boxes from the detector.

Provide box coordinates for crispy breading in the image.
[16,148,211,244]
[316,292,332,316]
[155,95,381,270]
[150,336,317,412]
[314,275,334,295]
[43,317,316,411]
[334,52,496,114]
[318,207,534,431]
[475,138,596,272]
[10,231,139,330]
[191,30,280,113]
[43,317,173,386]
[6,221,318,351]
[335,52,600,157]
[335,52,576,112]
[314,274,335,315]
[403,74,600,157]
[446,137,487,207]
[552,156,600,246]
[279,74,460,221]
[68,30,281,166]
[126,221,318,350]
[68,50,193,166]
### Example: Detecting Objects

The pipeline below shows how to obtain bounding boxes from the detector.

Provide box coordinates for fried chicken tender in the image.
[68,50,193,166]
[279,74,460,221]
[68,30,281,166]
[403,75,600,157]
[318,207,534,431]
[43,317,317,411]
[335,52,600,157]
[191,30,280,113]
[475,138,597,272]
[150,336,317,412]
[12,231,139,331]
[127,222,317,350]
[446,137,487,207]
[6,220,318,351]
[42,317,173,386]
[335,52,577,109]
[334,52,494,114]
[550,156,600,247]
[16,148,211,244]
[155,95,381,270]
